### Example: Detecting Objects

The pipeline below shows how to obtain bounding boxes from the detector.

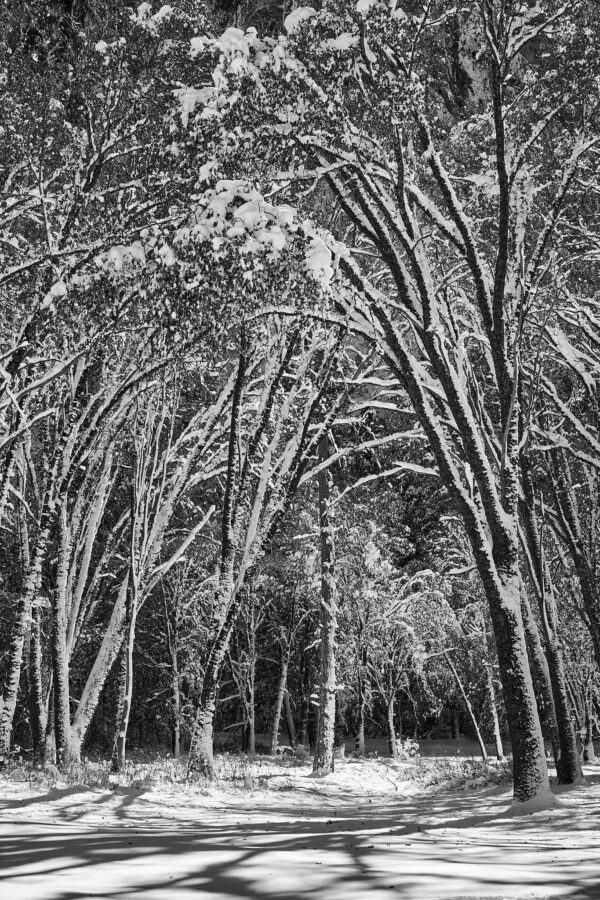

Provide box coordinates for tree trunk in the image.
[334,691,345,758]
[481,615,504,761]
[485,568,549,802]
[451,706,461,740]
[111,576,139,772]
[583,699,596,764]
[52,508,77,767]
[284,690,297,749]
[188,600,239,778]
[447,653,487,762]
[110,647,127,773]
[520,589,559,762]
[355,669,366,756]
[270,647,290,753]
[520,467,580,785]
[387,695,398,759]
[485,664,504,761]
[70,573,128,756]
[246,669,256,756]
[298,637,310,748]
[312,433,337,776]
[574,562,600,673]
[171,652,181,759]
[0,524,50,760]
[28,601,47,763]
[544,636,581,783]
[45,685,56,764]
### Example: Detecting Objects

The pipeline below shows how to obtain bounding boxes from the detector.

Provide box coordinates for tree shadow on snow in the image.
[1,808,600,899]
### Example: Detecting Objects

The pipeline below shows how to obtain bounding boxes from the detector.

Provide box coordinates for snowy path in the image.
[1,761,599,899]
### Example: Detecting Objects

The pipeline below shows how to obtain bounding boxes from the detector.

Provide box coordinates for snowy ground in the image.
[1,757,599,900]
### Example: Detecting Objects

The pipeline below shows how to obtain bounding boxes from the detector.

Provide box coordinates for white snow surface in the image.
[1,759,600,899]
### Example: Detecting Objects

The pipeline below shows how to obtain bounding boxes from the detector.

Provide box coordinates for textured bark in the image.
[478,563,549,802]
[544,637,581,783]
[28,602,47,763]
[574,563,600,673]
[171,653,181,759]
[583,700,596,763]
[0,522,51,759]
[53,508,76,767]
[519,465,580,785]
[520,590,559,759]
[111,574,139,773]
[298,634,311,748]
[270,648,290,754]
[188,600,239,777]
[313,434,338,776]
[485,664,504,761]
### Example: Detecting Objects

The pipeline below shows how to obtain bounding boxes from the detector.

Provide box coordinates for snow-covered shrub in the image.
[397,738,420,761]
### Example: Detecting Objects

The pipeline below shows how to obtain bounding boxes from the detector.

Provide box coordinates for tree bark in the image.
[246,666,256,756]
[111,573,139,772]
[486,664,504,761]
[53,507,77,767]
[313,433,338,776]
[583,698,596,763]
[479,562,549,802]
[270,647,290,754]
[171,651,181,759]
[188,601,239,777]
[520,489,580,783]
[0,522,51,760]
[28,601,47,763]
[70,574,128,756]
[354,666,366,756]
[298,634,311,748]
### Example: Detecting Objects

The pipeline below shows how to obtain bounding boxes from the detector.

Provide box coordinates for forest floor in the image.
[0,749,599,900]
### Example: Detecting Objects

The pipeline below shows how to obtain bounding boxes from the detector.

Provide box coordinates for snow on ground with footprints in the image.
[1,742,599,900]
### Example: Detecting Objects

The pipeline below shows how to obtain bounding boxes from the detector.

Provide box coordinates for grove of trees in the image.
[1,0,600,805]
